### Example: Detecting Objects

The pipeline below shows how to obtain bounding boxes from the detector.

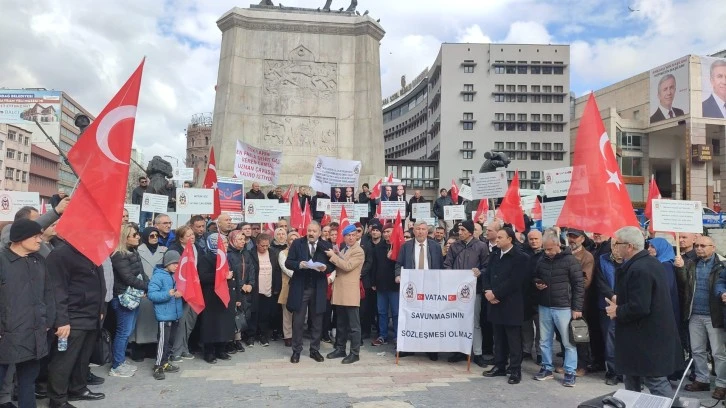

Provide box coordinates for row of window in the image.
[493,61,565,75]
[493,94,565,103]
[4,168,28,182]
[494,142,565,151]
[29,174,57,189]
[7,130,30,146]
[382,89,429,123]
[494,123,565,132]
[498,151,566,161]
[495,113,565,122]
[495,85,564,93]
[6,149,29,162]
[60,126,79,143]
[31,154,58,170]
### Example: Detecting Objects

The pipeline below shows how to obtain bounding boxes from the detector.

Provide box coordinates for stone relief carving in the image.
[263,60,337,101]
[263,115,337,154]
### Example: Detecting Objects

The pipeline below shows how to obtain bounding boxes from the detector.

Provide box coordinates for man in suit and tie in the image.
[650,74,685,123]
[703,60,726,119]
[324,224,365,364]
[285,221,334,364]
[394,220,444,361]
[344,187,356,203]
[331,187,343,203]
[381,185,394,202]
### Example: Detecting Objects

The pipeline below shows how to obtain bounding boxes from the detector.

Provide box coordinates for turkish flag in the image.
[375,200,382,219]
[496,172,525,232]
[55,59,145,266]
[336,205,350,247]
[320,213,331,227]
[450,179,459,204]
[369,178,383,200]
[202,147,221,219]
[388,210,405,261]
[176,240,205,314]
[476,197,489,222]
[302,199,312,233]
[557,94,639,236]
[532,197,542,221]
[281,184,294,203]
[290,191,304,231]
[214,234,231,307]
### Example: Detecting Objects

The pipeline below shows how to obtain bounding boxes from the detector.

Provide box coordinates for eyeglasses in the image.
[695,244,714,248]
[612,242,629,246]
[148,234,158,238]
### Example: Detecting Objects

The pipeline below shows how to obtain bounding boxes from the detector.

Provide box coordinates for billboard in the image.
[700,56,726,119]
[0,89,62,151]
[649,56,690,124]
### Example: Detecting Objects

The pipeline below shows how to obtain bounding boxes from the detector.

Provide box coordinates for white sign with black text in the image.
[244,199,281,223]
[470,171,508,199]
[381,201,406,219]
[412,203,430,219]
[309,156,361,192]
[175,188,214,214]
[652,199,703,233]
[141,193,169,214]
[443,205,465,221]
[124,204,140,224]
[0,192,39,222]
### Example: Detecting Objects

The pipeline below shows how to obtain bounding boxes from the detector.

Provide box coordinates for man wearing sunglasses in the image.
[154,214,176,247]
[675,236,726,399]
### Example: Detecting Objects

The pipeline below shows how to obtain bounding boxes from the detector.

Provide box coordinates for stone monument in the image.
[211,5,386,187]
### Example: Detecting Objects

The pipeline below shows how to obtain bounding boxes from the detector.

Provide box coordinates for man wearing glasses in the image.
[675,236,726,399]
[154,214,176,247]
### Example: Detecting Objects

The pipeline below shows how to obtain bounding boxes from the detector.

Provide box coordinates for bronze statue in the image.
[258,0,274,5]
[322,0,357,12]
[146,156,176,211]
[467,151,512,220]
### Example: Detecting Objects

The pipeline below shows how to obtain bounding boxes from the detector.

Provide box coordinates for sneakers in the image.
[371,337,387,346]
[244,338,254,347]
[563,373,576,387]
[180,352,195,360]
[120,361,138,372]
[533,367,554,381]
[260,336,270,347]
[162,363,180,373]
[108,365,134,378]
[153,366,165,380]
[169,355,184,363]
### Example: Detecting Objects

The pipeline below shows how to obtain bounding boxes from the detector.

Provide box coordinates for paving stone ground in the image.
[43,339,714,408]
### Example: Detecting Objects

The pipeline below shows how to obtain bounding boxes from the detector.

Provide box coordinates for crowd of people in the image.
[1,181,726,408]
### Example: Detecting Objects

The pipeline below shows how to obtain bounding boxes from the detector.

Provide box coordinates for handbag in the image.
[235,305,248,333]
[90,329,112,366]
[569,318,590,344]
[359,280,366,300]
[118,273,145,310]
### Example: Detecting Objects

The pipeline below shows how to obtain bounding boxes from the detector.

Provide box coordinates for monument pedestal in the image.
[212,6,386,188]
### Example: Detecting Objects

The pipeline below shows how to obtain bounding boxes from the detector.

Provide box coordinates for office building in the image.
[29,144,60,201]
[0,124,32,192]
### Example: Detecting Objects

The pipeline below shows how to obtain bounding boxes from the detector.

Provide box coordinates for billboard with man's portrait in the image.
[649,56,690,124]
[330,186,356,203]
[700,56,726,119]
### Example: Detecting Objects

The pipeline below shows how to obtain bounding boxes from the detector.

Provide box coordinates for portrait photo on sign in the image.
[649,56,690,124]
[330,186,356,203]
[701,56,726,119]
[381,184,407,202]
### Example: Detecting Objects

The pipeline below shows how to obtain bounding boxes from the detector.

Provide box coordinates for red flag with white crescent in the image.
[55,59,144,265]
[176,240,205,314]
[281,184,294,203]
[336,205,350,247]
[202,147,221,219]
[532,197,542,221]
[496,172,525,232]
[450,179,459,204]
[302,199,312,233]
[369,178,383,200]
[214,234,231,307]
[388,210,405,261]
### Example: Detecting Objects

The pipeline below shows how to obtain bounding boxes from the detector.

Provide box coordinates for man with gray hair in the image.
[154,214,175,247]
[703,59,726,119]
[605,226,682,397]
[650,73,684,123]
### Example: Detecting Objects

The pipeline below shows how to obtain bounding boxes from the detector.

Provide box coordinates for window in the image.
[6,149,15,159]
[553,62,564,75]
[7,131,16,141]
[516,151,527,160]
[543,152,552,160]
[531,171,541,181]
[494,123,505,131]
[517,123,527,131]
[554,143,564,151]
[517,62,528,74]
[554,152,564,160]
[531,124,540,132]
[494,142,504,150]
[543,143,552,150]
[463,151,473,159]
[542,62,553,74]
[495,84,504,92]
[495,113,504,120]
[530,63,541,74]
[517,114,527,121]
[554,124,564,132]
[517,94,528,102]
[543,95,553,103]
[518,142,527,150]
[463,113,473,120]
[506,94,516,102]
[21,171,27,183]
[554,86,563,93]
[531,95,541,103]
[24,137,29,146]
[507,171,515,180]
[532,85,540,93]
[530,152,540,160]
[494,94,505,102]
[464,84,474,92]
[621,157,642,176]
[15,169,20,181]
[463,141,473,149]
[518,85,527,93]
[542,123,552,132]
[5,168,13,179]
[543,114,552,122]
[464,94,474,102]
[506,122,515,131]
[494,66,505,74]
[531,142,541,150]
[506,113,515,121]
[462,170,473,182]
[519,171,527,180]
[463,122,473,130]
[506,142,515,150]
[543,86,552,93]
[554,114,563,122]
[530,114,540,122]
[554,95,564,103]
[23,154,28,163]
[506,85,515,92]
[506,62,516,74]
[464,66,474,73]
[620,132,643,150]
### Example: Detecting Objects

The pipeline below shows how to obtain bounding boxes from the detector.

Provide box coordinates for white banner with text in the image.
[234,140,283,185]
[309,156,361,193]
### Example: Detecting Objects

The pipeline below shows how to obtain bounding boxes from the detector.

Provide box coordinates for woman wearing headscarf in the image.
[198,233,240,364]
[648,237,680,326]
[169,225,199,362]
[278,231,299,347]
[109,224,148,377]
[271,227,288,251]
[129,227,168,361]
[227,230,254,353]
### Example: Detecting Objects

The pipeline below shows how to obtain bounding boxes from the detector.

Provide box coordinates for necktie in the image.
[309,243,315,259]
[342,246,348,255]
[418,243,425,269]
[669,110,674,118]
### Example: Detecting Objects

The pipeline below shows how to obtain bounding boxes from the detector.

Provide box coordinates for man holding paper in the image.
[285,221,334,364]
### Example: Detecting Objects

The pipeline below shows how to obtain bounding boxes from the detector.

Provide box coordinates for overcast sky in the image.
[0,0,724,165]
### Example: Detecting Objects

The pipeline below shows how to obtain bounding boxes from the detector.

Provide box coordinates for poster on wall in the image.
[380,184,407,202]
[649,56,690,124]
[700,56,726,119]
[330,186,356,203]
[0,89,62,154]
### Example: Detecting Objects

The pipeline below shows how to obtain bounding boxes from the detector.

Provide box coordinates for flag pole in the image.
[466,354,471,373]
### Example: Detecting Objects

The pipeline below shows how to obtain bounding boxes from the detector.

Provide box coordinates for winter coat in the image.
[614,250,683,377]
[371,240,398,293]
[676,255,725,327]
[443,237,489,293]
[395,238,444,276]
[246,190,266,200]
[111,249,148,297]
[483,247,530,325]
[147,267,183,322]
[329,243,364,306]
[227,245,255,311]
[278,249,293,305]
[360,237,378,289]
[597,253,619,310]
[132,244,167,344]
[0,247,54,364]
[407,196,426,220]
[433,195,454,220]
[46,241,104,331]
[534,247,584,311]
[197,250,239,343]
[285,237,334,314]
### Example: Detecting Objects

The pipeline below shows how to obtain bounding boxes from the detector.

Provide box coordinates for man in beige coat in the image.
[324,224,365,364]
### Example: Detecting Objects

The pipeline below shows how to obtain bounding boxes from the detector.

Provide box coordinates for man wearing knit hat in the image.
[371,223,399,347]
[443,220,490,367]
[325,224,365,363]
[0,219,55,408]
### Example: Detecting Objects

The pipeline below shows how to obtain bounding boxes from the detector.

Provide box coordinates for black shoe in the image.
[86,371,105,385]
[427,352,439,361]
[483,367,507,377]
[586,363,604,372]
[310,350,325,362]
[34,389,48,400]
[342,354,360,364]
[225,342,238,354]
[448,352,467,363]
[49,402,77,408]
[68,389,105,401]
[398,351,413,357]
[472,355,487,367]
[244,337,254,347]
[215,351,231,360]
[482,357,496,365]
[321,335,332,344]
[204,354,217,364]
[234,340,246,352]
[326,349,347,359]
[291,352,300,364]
[508,372,522,385]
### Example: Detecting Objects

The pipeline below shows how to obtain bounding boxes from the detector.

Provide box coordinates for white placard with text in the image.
[175,188,214,214]
[470,171,508,199]
[652,199,703,233]
[0,192,40,222]
[412,203,430,219]
[141,193,169,214]
[381,201,406,219]
[443,205,466,221]
[244,199,280,223]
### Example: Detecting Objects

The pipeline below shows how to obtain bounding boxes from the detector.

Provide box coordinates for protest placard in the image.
[124,204,140,224]
[141,193,168,213]
[412,203,430,219]
[0,192,39,222]
[470,171,508,199]
[381,201,406,218]
[443,205,465,221]
[354,204,369,221]
[330,202,355,221]
[652,199,703,233]
[277,202,290,218]
[234,140,282,185]
[458,184,473,201]
[418,217,436,226]
[542,200,566,228]
[244,199,280,223]
[172,167,194,181]
[397,269,477,353]
[315,198,330,214]
[175,188,214,214]
[309,156,361,192]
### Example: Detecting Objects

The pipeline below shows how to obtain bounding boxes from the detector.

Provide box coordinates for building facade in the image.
[29,144,60,201]
[571,53,726,208]
[383,43,571,199]
[185,113,212,185]
[2,125,32,192]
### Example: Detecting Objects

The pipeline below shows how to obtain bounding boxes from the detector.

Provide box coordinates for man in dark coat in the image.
[310,191,330,223]
[47,240,106,406]
[285,221,334,363]
[482,227,530,385]
[606,226,683,397]
[245,182,266,200]
[0,220,55,408]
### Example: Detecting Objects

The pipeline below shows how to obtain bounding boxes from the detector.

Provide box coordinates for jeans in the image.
[111,297,140,369]
[0,360,39,408]
[624,375,673,398]
[376,291,399,341]
[139,211,152,227]
[539,306,577,374]
[599,310,617,375]
[689,314,726,387]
